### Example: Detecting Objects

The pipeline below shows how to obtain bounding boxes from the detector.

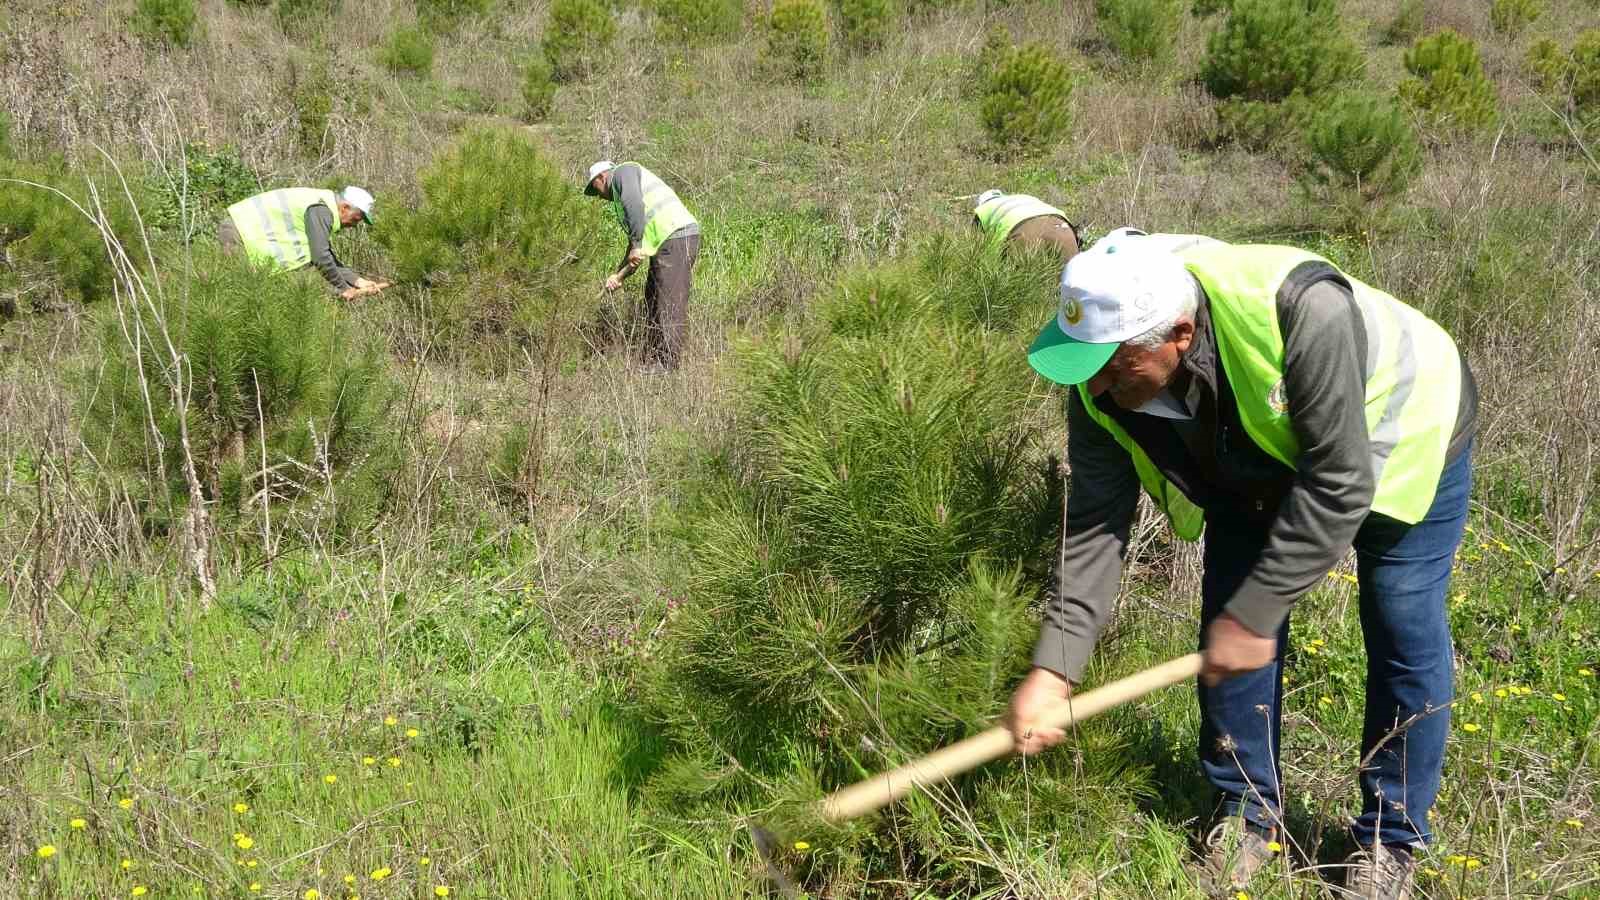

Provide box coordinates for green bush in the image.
[640,235,1058,798]
[833,0,896,52]
[1213,95,1314,152]
[1301,91,1421,215]
[379,25,435,75]
[1095,0,1182,64]
[289,59,335,156]
[765,0,830,81]
[1380,0,1424,47]
[379,128,604,351]
[980,41,1074,155]
[1200,0,1362,102]
[144,142,260,240]
[0,158,145,306]
[131,0,200,48]
[84,250,396,529]
[653,0,743,45]
[1528,31,1600,125]
[521,55,556,122]
[1490,0,1541,38]
[542,0,615,82]
[1398,29,1499,132]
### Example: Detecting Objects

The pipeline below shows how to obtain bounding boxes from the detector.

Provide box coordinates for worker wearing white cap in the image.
[971,189,1080,261]
[584,159,700,370]
[220,185,387,300]
[1005,235,1478,899]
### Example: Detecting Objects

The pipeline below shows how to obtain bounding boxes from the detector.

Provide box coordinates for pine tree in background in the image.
[833,0,896,52]
[980,42,1074,155]
[1399,29,1499,132]
[1490,0,1542,39]
[1301,91,1422,223]
[765,0,831,82]
[543,0,615,82]
[1095,0,1183,65]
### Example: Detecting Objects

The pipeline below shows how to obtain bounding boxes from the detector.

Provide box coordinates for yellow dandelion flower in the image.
[70,818,86,829]
[435,888,450,898]
[1235,893,1250,900]
[1470,692,1483,703]
[250,884,262,893]
[406,728,419,739]
[1462,723,1481,732]
[246,859,258,868]
[1565,818,1584,829]
[37,844,57,859]
[387,757,402,768]
[234,802,249,813]
[1266,841,1282,853]
[1553,693,1567,702]
[792,842,810,851]
[419,857,431,867]
[122,859,135,870]
[118,797,135,810]
[236,836,255,850]
[1319,696,1333,706]
[306,891,321,900]
[1304,645,1319,656]
[1465,858,1482,870]
[370,867,392,881]
[1579,667,1595,677]
[1446,854,1467,865]
[363,757,376,766]
[132,887,148,897]
[324,774,338,785]
[1494,689,1508,699]
[344,875,356,885]
[384,716,398,727]
[1422,867,1441,877]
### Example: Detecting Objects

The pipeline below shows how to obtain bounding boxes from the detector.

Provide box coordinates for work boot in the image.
[1196,818,1277,896]
[1340,844,1416,900]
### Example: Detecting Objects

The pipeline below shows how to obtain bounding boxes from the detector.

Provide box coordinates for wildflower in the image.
[234,802,249,813]
[1446,854,1467,865]
[1494,689,1508,699]
[1235,893,1250,900]
[1266,841,1283,853]
[37,844,57,859]
[387,757,402,768]
[1422,867,1441,877]
[250,884,262,893]
[419,857,431,867]
[246,859,258,868]
[70,817,86,829]
[792,842,810,851]
[119,797,135,810]
[344,875,356,885]
[1462,723,1481,732]
[133,887,148,897]
[1465,858,1482,870]
[324,774,338,785]
[236,836,255,850]
[1580,668,1595,677]
[1319,696,1333,706]
[384,716,398,727]
[1470,692,1483,703]
[122,859,136,870]
[306,891,321,900]
[406,728,420,739]
[435,888,450,898]
[1553,693,1567,702]
[1565,818,1584,829]
[370,867,392,881]
[363,757,376,766]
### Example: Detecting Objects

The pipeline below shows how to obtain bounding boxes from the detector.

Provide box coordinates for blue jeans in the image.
[1197,443,1472,848]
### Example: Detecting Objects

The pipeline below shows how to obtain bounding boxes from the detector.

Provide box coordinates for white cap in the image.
[340,186,375,224]
[1057,242,1194,344]
[584,160,615,194]
[975,189,1003,211]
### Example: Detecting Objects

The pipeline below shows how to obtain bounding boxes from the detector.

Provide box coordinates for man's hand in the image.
[1201,611,1277,686]
[1006,667,1073,755]
[627,247,647,266]
[603,272,625,293]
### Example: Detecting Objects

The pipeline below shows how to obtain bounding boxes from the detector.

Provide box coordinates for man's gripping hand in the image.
[1007,667,1073,755]
[1201,611,1277,686]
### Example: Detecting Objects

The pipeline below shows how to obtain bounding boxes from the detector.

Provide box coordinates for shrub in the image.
[765,0,830,81]
[1200,0,1363,102]
[379,128,604,351]
[1490,0,1541,38]
[1095,0,1182,64]
[640,235,1058,795]
[416,0,492,29]
[833,0,896,52]
[84,250,396,531]
[1528,31,1600,125]
[980,41,1074,155]
[131,0,200,48]
[1380,0,1424,47]
[289,59,335,156]
[275,0,340,36]
[1300,91,1421,216]
[521,55,556,122]
[653,0,743,45]
[0,157,145,306]
[542,0,615,82]
[144,142,261,240]
[1213,95,1314,152]
[379,25,435,75]
[1398,29,1498,132]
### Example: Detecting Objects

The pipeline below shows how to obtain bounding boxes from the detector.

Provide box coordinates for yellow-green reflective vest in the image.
[613,162,697,258]
[1076,243,1463,539]
[974,193,1067,247]
[226,188,342,274]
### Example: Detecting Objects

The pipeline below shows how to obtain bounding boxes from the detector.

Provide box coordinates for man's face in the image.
[590,172,609,198]
[336,201,366,228]
[1082,319,1193,409]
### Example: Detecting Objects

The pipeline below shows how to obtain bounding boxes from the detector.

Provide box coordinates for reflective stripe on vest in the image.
[1074,386,1206,541]
[613,163,697,258]
[226,188,342,273]
[974,194,1067,246]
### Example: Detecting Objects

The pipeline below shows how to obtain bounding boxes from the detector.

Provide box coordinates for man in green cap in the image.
[971,189,1080,261]
[219,185,387,301]
[1005,231,1477,900]
[584,159,700,370]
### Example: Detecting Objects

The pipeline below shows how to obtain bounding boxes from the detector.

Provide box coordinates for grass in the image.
[3,0,1600,896]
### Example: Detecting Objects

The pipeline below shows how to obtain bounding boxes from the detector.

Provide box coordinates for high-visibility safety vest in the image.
[1076,243,1463,540]
[974,193,1067,246]
[612,162,697,258]
[226,188,342,274]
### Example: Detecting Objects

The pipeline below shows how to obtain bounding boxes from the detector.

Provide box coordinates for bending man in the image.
[220,186,386,300]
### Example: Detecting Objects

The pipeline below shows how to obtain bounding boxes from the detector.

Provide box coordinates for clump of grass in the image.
[379,25,435,76]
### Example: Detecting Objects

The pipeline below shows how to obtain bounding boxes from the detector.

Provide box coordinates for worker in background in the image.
[219,186,387,301]
[971,189,1080,261]
[584,160,700,371]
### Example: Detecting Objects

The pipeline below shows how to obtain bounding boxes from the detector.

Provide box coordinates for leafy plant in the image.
[1200,0,1362,102]
[1490,0,1541,38]
[144,142,261,240]
[542,0,615,82]
[833,0,896,52]
[1095,0,1182,64]
[379,25,435,76]
[980,41,1074,154]
[1398,28,1499,132]
[765,0,830,81]
[521,55,556,122]
[652,0,743,45]
[1300,91,1422,216]
[131,0,200,48]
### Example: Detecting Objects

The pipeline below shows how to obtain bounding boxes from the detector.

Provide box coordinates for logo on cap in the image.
[1063,298,1083,326]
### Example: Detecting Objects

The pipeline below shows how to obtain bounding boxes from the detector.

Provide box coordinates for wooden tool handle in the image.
[820,653,1203,824]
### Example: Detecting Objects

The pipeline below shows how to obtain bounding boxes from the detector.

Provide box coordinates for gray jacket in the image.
[305,203,358,291]
[1033,263,1478,682]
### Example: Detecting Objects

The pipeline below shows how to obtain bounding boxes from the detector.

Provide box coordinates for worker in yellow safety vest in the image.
[220,186,387,301]
[971,189,1080,261]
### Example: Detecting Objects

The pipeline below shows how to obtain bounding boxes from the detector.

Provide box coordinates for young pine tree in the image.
[1398,29,1499,132]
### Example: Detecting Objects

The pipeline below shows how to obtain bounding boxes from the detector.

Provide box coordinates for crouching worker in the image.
[1006,233,1477,900]
[219,186,387,301]
[971,189,1081,262]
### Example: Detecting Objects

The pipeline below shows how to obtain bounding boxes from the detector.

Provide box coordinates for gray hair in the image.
[1121,275,1199,352]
